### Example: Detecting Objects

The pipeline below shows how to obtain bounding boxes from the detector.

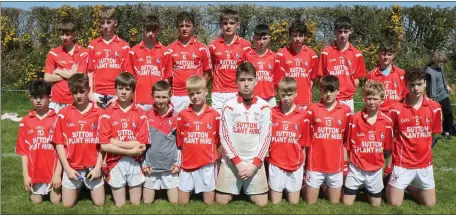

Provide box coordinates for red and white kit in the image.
[367,65,407,114]
[88,35,130,95]
[129,40,172,105]
[278,46,319,106]
[244,49,284,100]
[317,42,367,101]
[44,44,88,105]
[16,110,59,194]
[165,36,212,97]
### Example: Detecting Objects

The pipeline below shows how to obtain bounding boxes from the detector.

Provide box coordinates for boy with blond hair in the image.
[208,9,252,114]
[142,80,180,204]
[88,6,131,108]
[52,73,105,207]
[216,62,271,207]
[16,80,62,205]
[268,77,309,204]
[98,73,150,207]
[343,81,393,207]
[176,75,220,204]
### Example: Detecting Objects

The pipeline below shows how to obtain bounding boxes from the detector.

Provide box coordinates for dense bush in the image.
[2,4,456,90]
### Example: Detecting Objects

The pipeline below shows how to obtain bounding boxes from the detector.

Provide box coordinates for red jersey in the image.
[146,105,177,134]
[208,35,251,93]
[306,101,352,173]
[388,96,442,169]
[176,105,220,171]
[278,46,319,105]
[317,42,367,100]
[244,49,284,99]
[51,103,103,170]
[268,105,309,172]
[346,109,393,172]
[88,35,130,95]
[129,40,172,104]
[44,44,88,104]
[15,110,58,184]
[367,65,407,114]
[98,102,150,170]
[165,37,212,96]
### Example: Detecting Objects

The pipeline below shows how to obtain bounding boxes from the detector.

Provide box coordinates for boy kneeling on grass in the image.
[16,80,62,205]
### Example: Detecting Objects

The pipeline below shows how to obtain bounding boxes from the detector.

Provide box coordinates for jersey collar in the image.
[287,45,309,55]
[139,40,163,49]
[185,104,212,114]
[317,99,343,109]
[112,101,140,111]
[237,94,258,104]
[217,34,241,44]
[361,108,385,122]
[178,36,196,46]
[403,95,429,108]
[29,109,56,118]
[274,103,300,116]
[69,102,99,113]
[96,35,120,43]
[152,103,174,118]
[373,64,399,77]
[330,41,354,51]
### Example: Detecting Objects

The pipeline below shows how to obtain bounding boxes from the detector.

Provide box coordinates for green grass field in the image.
[2,90,456,214]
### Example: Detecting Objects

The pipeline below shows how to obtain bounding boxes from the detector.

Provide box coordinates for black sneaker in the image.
[442,132,452,140]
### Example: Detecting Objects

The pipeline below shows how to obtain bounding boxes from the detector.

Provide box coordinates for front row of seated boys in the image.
[16,62,440,208]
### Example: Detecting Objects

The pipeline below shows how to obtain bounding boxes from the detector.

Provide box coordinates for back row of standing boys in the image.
[17,7,441,208]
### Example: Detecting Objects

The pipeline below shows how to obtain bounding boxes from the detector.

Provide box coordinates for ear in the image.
[114,20,118,27]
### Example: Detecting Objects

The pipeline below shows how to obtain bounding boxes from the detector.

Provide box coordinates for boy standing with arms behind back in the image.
[208,9,252,114]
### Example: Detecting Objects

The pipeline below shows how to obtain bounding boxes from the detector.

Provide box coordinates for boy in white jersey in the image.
[216,62,271,206]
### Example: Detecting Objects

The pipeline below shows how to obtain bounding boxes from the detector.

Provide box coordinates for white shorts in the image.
[31,183,52,195]
[62,169,104,190]
[211,92,237,115]
[170,96,191,115]
[216,160,268,195]
[107,156,146,189]
[340,99,354,112]
[136,104,153,112]
[344,164,383,195]
[49,102,69,113]
[305,170,343,189]
[388,165,435,190]
[268,163,304,193]
[263,97,277,107]
[178,163,217,194]
[144,171,179,190]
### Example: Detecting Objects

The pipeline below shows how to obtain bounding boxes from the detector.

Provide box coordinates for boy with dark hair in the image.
[129,15,172,112]
[16,80,62,204]
[88,6,131,109]
[268,77,309,204]
[244,24,284,107]
[165,11,212,115]
[142,80,180,204]
[44,18,89,113]
[386,68,441,207]
[304,75,352,204]
[343,81,393,207]
[216,62,271,206]
[278,21,319,109]
[99,72,150,207]
[176,75,220,204]
[208,8,252,114]
[366,42,407,115]
[317,16,367,112]
[51,73,105,207]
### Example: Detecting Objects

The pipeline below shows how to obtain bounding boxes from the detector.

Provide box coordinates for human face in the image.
[379,51,395,68]
[254,35,271,50]
[290,32,305,48]
[153,90,171,110]
[320,88,339,105]
[236,73,257,97]
[116,85,134,103]
[178,20,194,40]
[71,88,90,107]
[144,29,159,42]
[335,28,351,44]
[59,31,75,47]
[188,88,207,106]
[407,79,426,99]
[100,19,118,36]
[279,90,297,107]
[364,94,383,113]
[30,95,50,112]
[220,18,239,37]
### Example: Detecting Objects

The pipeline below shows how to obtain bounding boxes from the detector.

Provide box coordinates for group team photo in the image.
[2,1,456,214]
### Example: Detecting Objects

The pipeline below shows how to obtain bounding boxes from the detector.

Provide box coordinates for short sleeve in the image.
[384,121,394,151]
[44,52,56,74]
[51,114,65,145]
[77,52,89,74]
[431,104,443,134]
[121,45,131,72]
[87,44,95,72]
[299,114,310,148]
[136,114,150,145]
[15,122,29,155]
[317,51,327,78]
[310,51,319,80]
[353,53,367,79]
[176,116,183,148]
[200,45,212,71]
[97,114,112,144]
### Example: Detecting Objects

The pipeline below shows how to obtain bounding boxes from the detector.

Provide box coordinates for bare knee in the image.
[62,201,75,208]
[254,199,268,207]
[215,194,231,205]
[115,201,126,208]
[31,198,43,205]
[50,198,61,205]
[423,200,436,207]
[93,198,105,207]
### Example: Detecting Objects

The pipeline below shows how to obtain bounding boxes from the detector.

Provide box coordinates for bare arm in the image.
[110,138,141,149]
[354,79,360,88]
[21,155,31,191]
[100,144,145,156]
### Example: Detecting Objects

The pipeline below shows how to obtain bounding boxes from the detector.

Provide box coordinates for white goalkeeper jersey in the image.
[220,95,272,167]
